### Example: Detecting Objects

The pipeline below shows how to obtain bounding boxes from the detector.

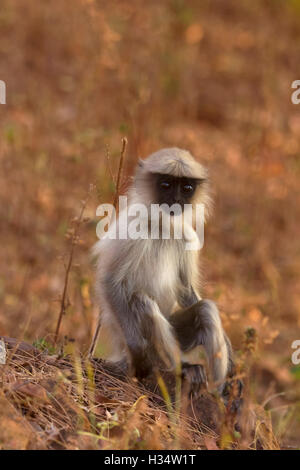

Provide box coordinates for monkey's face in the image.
[153,173,204,213]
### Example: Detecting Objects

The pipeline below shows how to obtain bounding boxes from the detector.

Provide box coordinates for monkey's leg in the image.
[170,299,230,391]
[103,274,178,379]
[125,294,179,378]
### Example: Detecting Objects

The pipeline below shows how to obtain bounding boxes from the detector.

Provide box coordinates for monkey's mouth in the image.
[169,209,183,217]
[171,205,184,216]
[160,204,184,217]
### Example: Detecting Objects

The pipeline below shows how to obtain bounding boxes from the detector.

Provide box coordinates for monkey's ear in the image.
[138,159,144,168]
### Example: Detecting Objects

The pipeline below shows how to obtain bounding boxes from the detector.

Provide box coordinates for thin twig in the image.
[105,143,116,186]
[113,137,128,209]
[54,187,93,345]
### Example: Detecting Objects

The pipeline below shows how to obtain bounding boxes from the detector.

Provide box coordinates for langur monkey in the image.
[90,148,236,393]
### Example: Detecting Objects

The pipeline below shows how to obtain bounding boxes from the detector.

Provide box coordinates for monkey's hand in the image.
[181,362,208,396]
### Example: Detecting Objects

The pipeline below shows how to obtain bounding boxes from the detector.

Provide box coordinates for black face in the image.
[154,173,204,212]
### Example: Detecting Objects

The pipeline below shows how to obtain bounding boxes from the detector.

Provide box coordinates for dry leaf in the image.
[185,24,204,44]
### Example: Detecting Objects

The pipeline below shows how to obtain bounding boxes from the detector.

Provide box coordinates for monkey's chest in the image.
[137,244,182,315]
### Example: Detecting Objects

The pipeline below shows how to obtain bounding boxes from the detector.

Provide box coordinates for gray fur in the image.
[90,148,232,388]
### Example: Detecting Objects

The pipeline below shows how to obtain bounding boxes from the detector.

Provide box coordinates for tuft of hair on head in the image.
[137,147,208,180]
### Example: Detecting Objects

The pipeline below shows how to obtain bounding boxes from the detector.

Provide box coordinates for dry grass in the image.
[0,0,300,449]
[0,333,280,450]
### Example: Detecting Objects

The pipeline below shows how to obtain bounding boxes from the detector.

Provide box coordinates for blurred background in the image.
[0,0,300,446]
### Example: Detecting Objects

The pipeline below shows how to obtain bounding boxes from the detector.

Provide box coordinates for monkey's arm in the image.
[171,297,242,402]
[175,271,237,393]
[171,300,235,395]
[177,268,200,308]
[178,285,199,308]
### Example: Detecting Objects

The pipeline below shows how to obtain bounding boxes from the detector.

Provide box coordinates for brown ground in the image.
[0,0,300,449]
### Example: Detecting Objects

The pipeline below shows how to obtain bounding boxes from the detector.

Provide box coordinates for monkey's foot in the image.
[221,377,243,414]
[181,362,208,396]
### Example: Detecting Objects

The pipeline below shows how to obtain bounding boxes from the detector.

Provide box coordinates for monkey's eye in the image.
[160,181,171,190]
[182,184,194,193]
